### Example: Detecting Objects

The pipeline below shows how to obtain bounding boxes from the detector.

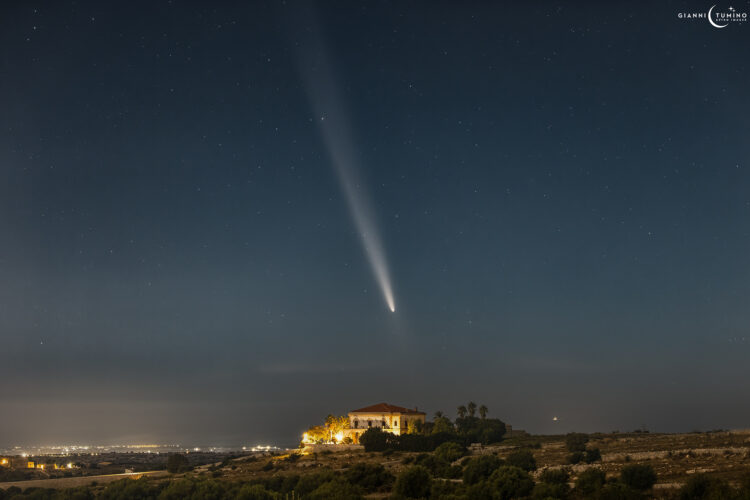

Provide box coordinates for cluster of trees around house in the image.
[359,402,506,452]
[7,450,750,499]
[303,414,351,444]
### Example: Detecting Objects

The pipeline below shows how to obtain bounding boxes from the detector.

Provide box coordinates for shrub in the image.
[462,455,503,485]
[575,468,606,495]
[532,481,570,500]
[308,479,363,500]
[343,463,394,493]
[434,442,466,463]
[487,465,534,500]
[620,464,657,491]
[565,433,589,453]
[599,481,644,500]
[261,461,274,472]
[584,447,602,464]
[393,465,432,499]
[539,468,570,485]
[166,454,191,473]
[430,479,463,499]
[506,449,537,472]
[679,474,734,500]
[294,470,337,496]
[237,484,279,500]
[567,451,585,464]
[359,428,390,452]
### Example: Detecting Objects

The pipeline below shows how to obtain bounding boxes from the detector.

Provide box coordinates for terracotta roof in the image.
[349,403,425,414]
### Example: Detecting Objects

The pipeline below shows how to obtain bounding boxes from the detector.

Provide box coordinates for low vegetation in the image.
[3,430,750,499]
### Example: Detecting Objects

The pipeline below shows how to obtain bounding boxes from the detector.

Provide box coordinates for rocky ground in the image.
[210,430,750,495]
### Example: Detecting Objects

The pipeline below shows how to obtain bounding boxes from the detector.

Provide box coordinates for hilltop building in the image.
[345,403,426,443]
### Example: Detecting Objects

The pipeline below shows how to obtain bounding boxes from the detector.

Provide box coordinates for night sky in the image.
[2,1,749,447]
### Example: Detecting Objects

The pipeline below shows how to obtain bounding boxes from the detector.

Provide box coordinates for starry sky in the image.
[1,1,749,447]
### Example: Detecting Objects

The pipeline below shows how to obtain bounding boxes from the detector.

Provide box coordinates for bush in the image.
[540,468,569,485]
[620,464,657,491]
[679,474,734,499]
[359,428,390,452]
[584,447,602,464]
[506,449,537,472]
[393,465,432,499]
[261,461,274,472]
[567,451,585,464]
[532,481,570,500]
[308,479,363,500]
[462,455,503,485]
[433,442,465,463]
[487,465,534,500]
[294,470,337,496]
[575,468,606,495]
[237,484,279,500]
[565,433,589,453]
[166,454,190,473]
[599,481,644,500]
[430,479,464,499]
[343,463,394,493]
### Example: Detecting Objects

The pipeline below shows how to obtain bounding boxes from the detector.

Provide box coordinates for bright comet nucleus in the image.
[299,23,397,313]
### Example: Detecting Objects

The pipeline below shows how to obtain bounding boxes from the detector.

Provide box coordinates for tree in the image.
[462,455,503,485]
[432,416,454,434]
[433,442,465,463]
[479,405,488,419]
[407,419,419,435]
[393,465,432,499]
[584,447,602,463]
[237,484,279,500]
[575,468,606,496]
[532,481,570,500]
[620,464,657,492]
[539,468,570,485]
[359,428,389,452]
[565,433,589,453]
[324,415,350,442]
[488,466,534,500]
[679,474,734,500]
[343,463,394,493]
[467,402,477,418]
[304,425,329,444]
[457,405,467,419]
[434,410,444,419]
[506,449,537,472]
[308,479,364,500]
[166,454,190,473]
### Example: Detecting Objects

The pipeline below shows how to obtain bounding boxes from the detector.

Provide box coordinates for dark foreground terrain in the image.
[2,430,750,499]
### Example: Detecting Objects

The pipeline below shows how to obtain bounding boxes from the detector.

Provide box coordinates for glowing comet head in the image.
[300,30,397,314]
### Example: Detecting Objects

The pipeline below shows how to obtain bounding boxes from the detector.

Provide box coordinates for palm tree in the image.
[434,410,444,420]
[467,401,477,418]
[457,405,467,419]
[479,405,488,419]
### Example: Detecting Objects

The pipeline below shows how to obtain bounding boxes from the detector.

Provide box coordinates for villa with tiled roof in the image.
[345,403,426,443]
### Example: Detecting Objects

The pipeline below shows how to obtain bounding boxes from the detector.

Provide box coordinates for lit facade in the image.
[345,403,426,443]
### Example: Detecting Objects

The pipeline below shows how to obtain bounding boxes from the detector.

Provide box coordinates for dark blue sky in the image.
[1,1,749,447]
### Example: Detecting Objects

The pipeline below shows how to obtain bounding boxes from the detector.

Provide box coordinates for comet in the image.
[298,22,396,313]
